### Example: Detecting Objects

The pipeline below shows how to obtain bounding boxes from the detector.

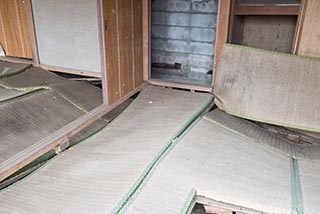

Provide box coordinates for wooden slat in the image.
[0,83,146,182]
[118,0,134,96]
[97,0,108,105]
[235,5,300,15]
[296,0,320,58]
[148,80,212,93]
[0,0,32,58]
[213,0,231,87]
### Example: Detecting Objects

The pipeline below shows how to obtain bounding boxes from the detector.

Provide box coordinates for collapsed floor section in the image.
[0,86,213,213]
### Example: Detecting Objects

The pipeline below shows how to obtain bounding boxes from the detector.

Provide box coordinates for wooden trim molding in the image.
[39,64,102,78]
[97,0,108,105]
[149,80,212,93]
[143,0,150,81]
[24,0,40,65]
[235,5,300,16]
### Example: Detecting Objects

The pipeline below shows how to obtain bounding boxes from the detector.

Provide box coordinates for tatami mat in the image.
[205,109,320,161]
[0,67,102,111]
[0,86,212,214]
[0,85,41,103]
[0,90,85,163]
[215,44,320,132]
[126,115,292,214]
[0,61,31,78]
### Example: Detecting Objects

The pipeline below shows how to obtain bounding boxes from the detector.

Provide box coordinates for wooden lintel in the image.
[235,5,300,16]
[0,83,145,182]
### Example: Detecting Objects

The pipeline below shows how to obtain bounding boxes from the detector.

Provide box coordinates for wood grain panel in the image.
[104,0,144,104]
[0,0,32,58]
[104,0,121,104]
[118,0,134,96]
[297,0,320,58]
[133,0,144,87]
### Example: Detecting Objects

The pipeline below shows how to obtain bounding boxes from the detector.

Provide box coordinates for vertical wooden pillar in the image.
[213,0,231,87]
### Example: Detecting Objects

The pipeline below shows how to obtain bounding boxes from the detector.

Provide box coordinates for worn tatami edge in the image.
[214,100,320,136]
[0,84,50,104]
[291,159,304,214]
[0,64,32,79]
[181,189,197,214]
[113,95,214,214]
[202,115,301,160]
[0,86,149,194]
[224,43,320,62]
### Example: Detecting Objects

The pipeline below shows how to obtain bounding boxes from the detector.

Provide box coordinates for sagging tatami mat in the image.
[0,85,42,103]
[126,111,292,213]
[215,44,320,132]
[0,90,86,163]
[0,86,213,213]
[0,61,31,78]
[0,67,102,111]
[206,109,320,161]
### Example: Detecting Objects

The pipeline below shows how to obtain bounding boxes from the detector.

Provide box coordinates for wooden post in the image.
[212,0,231,88]
[24,0,40,66]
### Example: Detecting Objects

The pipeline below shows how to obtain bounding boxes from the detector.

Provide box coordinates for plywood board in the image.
[215,44,320,132]
[242,15,297,53]
[32,0,101,73]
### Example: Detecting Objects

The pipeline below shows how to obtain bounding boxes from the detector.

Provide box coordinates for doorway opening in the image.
[150,0,218,87]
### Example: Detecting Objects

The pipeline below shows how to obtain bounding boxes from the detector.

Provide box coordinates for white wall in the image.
[32,0,101,74]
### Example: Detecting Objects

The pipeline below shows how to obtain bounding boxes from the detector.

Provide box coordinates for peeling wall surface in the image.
[151,0,218,85]
[32,0,101,74]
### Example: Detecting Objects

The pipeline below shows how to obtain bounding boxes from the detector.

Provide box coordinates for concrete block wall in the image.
[151,0,218,85]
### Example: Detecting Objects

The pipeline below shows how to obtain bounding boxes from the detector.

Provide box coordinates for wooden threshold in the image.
[196,195,264,214]
[0,83,145,182]
[39,64,102,78]
[0,56,32,64]
[148,80,212,93]
[235,5,300,15]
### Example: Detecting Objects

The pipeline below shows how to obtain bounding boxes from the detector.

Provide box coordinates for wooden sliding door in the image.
[103,0,144,104]
[0,0,32,58]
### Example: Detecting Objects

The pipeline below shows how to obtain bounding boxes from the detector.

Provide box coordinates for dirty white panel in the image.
[32,0,101,73]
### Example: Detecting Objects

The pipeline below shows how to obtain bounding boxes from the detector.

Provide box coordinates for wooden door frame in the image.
[142,0,231,92]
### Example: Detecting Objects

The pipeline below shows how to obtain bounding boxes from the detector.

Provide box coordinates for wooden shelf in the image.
[235,5,300,15]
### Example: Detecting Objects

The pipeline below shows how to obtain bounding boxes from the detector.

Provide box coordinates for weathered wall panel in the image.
[32,0,101,73]
[242,15,297,53]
